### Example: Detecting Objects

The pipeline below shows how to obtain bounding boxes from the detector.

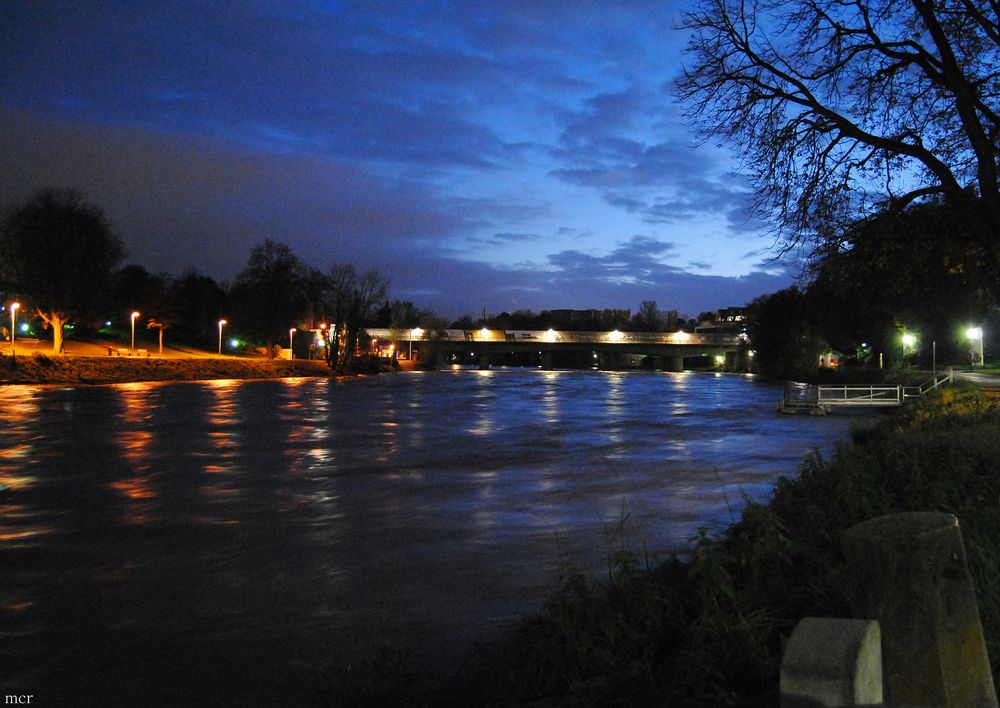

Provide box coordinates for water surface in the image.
[0,370,874,705]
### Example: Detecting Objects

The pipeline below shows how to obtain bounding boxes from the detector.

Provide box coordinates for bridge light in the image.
[480,327,489,338]
[673,330,690,342]
[608,329,624,342]
[543,328,557,342]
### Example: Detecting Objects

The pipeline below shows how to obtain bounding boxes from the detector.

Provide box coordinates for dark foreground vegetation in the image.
[314,384,1000,707]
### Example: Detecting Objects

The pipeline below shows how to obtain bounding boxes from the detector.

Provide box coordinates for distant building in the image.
[695,307,748,335]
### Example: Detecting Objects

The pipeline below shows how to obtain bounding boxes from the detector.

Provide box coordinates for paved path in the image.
[955,370,1000,387]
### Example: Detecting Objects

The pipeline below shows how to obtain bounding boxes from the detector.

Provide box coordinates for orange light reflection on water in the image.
[198,380,243,512]
[0,388,50,544]
[111,383,159,525]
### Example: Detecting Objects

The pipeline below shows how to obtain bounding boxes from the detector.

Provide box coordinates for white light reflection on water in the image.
[0,371,879,706]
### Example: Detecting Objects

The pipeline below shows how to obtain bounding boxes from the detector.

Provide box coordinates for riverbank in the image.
[315,382,1000,706]
[0,351,333,385]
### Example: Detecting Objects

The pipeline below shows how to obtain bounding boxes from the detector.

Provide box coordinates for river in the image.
[0,370,876,706]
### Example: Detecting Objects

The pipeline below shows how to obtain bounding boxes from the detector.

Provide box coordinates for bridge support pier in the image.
[541,350,553,370]
[665,356,685,372]
[478,353,490,370]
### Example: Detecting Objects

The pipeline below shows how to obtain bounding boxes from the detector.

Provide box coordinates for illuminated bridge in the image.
[364,328,747,371]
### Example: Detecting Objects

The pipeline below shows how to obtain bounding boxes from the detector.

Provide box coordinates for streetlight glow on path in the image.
[130,311,140,355]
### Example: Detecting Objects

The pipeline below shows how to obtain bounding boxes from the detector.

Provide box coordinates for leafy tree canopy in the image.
[0,188,125,352]
[230,239,307,352]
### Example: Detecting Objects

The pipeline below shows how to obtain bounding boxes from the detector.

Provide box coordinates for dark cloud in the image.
[0,108,472,278]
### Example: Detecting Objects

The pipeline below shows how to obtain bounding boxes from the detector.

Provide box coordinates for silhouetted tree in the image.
[324,264,389,372]
[632,300,662,331]
[230,240,307,356]
[0,188,125,353]
[167,269,227,345]
[747,287,827,379]
[678,0,1000,272]
[808,199,997,365]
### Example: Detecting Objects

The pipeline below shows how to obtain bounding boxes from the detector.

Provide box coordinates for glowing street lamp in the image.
[410,326,424,360]
[9,302,20,353]
[130,311,140,355]
[289,328,296,360]
[217,319,227,355]
[901,332,915,366]
[967,326,985,367]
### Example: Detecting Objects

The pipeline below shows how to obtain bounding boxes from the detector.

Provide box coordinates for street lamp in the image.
[410,326,423,360]
[218,319,227,355]
[9,302,20,353]
[901,332,916,366]
[130,311,140,355]
[967,326,985,367]
[289,328,296,360]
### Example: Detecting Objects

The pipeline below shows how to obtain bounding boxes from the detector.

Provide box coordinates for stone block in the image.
[843,512,997,707]
[781,616,883,707]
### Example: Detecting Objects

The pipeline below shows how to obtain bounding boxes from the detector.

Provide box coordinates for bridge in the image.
[364,327,746,371]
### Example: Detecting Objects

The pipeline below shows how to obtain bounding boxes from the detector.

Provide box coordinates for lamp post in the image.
[10,302,20,353]
[130,311,140,355]
[218,319,227,355]
[410,326,423,361]
[289,328,296,360]
[967,327,985,367]
[901,332,915,367]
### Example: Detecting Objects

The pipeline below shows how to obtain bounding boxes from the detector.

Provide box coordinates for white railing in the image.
[817,385,903,406]
[804,369,954,409]
[904,369,954,398]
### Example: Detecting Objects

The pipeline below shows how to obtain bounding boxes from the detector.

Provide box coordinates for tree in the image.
[678,0,1000,271]
[324,264,389,372]
[632,300,662,331]
[807,199,996,364]
[0,188,125,353]
[229,240,307,355]
[747,287,827,379]
[166,269,227,346]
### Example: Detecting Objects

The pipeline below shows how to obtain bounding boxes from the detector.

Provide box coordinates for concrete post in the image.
[541,350,553,370]
[478,352,490,370]
[843,512,997,707]
[780,617,883,707]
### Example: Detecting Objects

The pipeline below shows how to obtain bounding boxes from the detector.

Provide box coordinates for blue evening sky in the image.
[0,0,796,318]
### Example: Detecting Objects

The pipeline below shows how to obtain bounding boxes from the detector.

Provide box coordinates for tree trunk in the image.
[50,314,64,355]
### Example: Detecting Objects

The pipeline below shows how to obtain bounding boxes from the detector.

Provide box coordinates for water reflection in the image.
[0,371,874,706]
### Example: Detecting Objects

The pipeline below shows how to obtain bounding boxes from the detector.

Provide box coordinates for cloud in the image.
[0,108,471,278]
[0,2,794,320]
[466,232,542,246]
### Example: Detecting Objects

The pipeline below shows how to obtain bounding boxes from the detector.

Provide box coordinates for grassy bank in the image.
[316,383,1000,706]
[0,352,332,385]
